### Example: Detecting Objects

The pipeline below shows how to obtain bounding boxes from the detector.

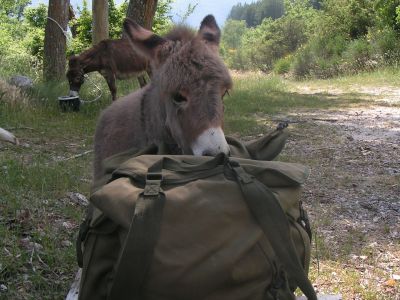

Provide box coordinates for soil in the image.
[276,84,400,298]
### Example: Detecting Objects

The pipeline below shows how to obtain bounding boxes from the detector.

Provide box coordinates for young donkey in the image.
[93,15,232,179]
[66,38,149,101]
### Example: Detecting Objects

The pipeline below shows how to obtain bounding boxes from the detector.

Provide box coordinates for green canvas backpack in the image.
[76,128,317,300]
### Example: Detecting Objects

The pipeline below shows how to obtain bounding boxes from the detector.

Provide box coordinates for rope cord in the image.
[46,16,70,41]
[47,17,104,104]
[80,74,103,104]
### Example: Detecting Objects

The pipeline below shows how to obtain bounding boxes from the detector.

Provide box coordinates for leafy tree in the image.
[229,0,285,27]
[322,0,375,39]
[375,0,400,32]
[0,0,31,19]
[109,0,125,39]
[222,19,247,50]
[153,0,173,32]
[68,0,92,54]
[24,3,47,28]
[24,4,47,58]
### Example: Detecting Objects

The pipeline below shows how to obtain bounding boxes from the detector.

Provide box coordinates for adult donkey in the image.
[66,38,149,101]
[93,15,232,179]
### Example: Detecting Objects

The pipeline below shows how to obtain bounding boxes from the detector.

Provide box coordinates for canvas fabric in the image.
[76,128,316,300]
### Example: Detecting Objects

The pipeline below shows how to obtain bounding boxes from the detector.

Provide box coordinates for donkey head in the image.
[124,15,232,156]
[66,56,85,97]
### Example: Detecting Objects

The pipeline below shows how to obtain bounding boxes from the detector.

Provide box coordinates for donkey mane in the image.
[69,40,112,67]
[163,26,196,43]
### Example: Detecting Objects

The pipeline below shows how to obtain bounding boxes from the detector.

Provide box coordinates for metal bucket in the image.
[58,95,81,112]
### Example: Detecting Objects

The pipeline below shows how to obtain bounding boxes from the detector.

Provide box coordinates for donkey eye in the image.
[172,93,187,104]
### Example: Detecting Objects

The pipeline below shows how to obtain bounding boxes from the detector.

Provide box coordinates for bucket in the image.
[58,95,81,112]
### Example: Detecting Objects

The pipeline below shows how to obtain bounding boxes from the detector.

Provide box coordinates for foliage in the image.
[221,19,247,51]
[273,55,292,74]
[0,0,31,19]
[68,0,173,55]
[222,0,400,78]
[68,0,93,55]
[223,0,317,71]
[23,4,47,58]
[375,0,400,32]
[321,0,375,39]
[229,0,284,27]
[153,0,174,33]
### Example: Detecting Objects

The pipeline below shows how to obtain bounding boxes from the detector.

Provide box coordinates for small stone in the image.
[61,240,73,247]
[66,192,89,207]
[62,221,75,230]
[9,75,33,89]
[0,284,7,292]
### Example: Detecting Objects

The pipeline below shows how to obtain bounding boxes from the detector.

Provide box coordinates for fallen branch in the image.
[310,118,338,123]
[6,126,35,131]
[58,150,94,162]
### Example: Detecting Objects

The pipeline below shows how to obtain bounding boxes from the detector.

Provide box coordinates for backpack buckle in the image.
[144,173,163,196]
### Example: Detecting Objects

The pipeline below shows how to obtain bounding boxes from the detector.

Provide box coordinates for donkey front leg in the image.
[103,71,117,101]
[137,75,147,88]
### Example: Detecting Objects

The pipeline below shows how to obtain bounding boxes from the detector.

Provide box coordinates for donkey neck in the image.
[79,52,102,74]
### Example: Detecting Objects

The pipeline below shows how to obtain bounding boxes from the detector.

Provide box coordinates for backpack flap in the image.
[91,177,142,229]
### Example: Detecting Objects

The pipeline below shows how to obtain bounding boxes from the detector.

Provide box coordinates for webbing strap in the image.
[107,178,165,300]
[230,163,317,300]
[148,152,228,173]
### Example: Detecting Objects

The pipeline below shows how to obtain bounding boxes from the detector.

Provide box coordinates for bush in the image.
[341,38,372,72]
[292,46,314,78]
[368,26,400,63]
[273,56,292,74]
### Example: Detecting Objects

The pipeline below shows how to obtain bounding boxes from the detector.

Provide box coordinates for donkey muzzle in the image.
[191,127,230,157]
[69,90,79,97]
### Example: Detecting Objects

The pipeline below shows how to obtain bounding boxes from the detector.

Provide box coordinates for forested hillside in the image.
[222,0,400,78]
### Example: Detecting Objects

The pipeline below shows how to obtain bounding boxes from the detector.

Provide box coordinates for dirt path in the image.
[277,84,400,298]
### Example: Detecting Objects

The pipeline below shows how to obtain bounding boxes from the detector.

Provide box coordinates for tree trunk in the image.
[92,0,109,45]
[126,0,158,29]
[125,0,158,87]
[68,4,77,38]
[43,0,69,82]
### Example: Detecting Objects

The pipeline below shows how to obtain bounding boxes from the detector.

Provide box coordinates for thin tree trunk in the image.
[68,4,77,38]
[92,0,109,45]
[125,0,158,87]
[126,0,158,29]
[43,0,69,82]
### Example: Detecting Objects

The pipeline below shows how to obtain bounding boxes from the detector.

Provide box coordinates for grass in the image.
[1,69,399,299]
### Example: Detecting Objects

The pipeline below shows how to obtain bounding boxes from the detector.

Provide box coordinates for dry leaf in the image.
[384,279,396,287]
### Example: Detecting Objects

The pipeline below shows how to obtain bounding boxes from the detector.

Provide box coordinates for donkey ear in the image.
[198,15,221,48]
[123,18,167,61]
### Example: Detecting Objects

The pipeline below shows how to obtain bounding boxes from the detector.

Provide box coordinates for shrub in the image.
[292,46,314,78]
[273,56,292,74]
[341,38,373,72]
[0,78,29,106]
[368,26,400,64]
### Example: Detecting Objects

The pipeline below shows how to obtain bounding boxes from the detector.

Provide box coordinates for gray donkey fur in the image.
[93,15,233,179]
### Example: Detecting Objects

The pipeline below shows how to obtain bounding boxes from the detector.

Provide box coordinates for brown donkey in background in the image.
[66,38,149,101]
[93,15,232,179]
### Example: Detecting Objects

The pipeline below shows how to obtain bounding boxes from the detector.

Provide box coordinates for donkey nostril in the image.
[201,150,213,156]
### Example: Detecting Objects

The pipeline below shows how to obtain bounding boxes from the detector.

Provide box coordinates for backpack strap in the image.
[108,173,165,300]
[229,161,317,300]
